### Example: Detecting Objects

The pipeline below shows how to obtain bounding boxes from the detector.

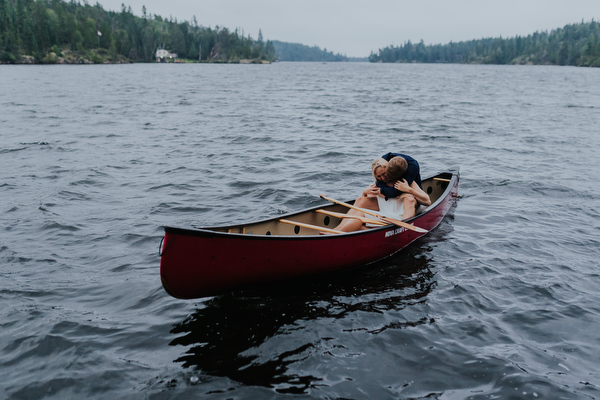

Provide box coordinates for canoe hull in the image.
[160,169,459,299]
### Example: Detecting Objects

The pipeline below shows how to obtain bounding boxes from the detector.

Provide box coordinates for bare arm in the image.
[394,179,431,206]
[362,183,383,198]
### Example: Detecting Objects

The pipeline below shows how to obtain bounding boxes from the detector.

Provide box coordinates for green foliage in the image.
[271,40,347,62]
[0,0,277,63]
[369,21,600,67]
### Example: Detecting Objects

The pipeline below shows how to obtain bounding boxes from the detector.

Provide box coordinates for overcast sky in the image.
[96,0,600,57]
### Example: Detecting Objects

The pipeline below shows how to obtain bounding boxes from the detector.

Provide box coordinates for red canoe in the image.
[160,168,459,299]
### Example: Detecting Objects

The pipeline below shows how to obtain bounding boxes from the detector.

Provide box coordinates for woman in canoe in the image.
[334,154,431,232]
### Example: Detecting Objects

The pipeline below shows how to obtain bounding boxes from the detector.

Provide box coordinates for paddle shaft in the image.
[315,209,386,226]
[319,195,428,233]
[279,219,341,234]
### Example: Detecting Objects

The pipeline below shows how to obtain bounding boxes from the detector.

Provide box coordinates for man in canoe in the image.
[333,153,431,232]
[376,152,423,199]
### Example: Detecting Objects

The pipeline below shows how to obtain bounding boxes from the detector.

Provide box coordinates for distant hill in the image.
[369,20,600,67]
[271,40,348,62]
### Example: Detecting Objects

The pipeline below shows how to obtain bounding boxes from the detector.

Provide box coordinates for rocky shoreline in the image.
[0,50,132,65]
[1,52,272,65]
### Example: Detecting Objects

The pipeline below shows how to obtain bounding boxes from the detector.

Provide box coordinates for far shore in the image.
[1,52,274,65]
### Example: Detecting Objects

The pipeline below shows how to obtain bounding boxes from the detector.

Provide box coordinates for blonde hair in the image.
[386,156,408,182]
[371,158,388,179]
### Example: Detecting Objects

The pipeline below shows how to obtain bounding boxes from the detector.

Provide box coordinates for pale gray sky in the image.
[97,0,600,57]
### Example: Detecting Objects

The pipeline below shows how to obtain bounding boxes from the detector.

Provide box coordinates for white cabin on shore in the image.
[156,49,178,62]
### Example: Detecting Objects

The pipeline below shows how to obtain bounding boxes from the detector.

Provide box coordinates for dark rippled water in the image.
[1,62,600,399]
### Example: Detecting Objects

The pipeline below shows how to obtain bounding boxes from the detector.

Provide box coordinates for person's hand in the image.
[394,179,410,192]
[363,184,380,198]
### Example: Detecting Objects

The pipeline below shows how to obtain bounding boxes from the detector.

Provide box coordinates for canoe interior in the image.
[191,171,454,237]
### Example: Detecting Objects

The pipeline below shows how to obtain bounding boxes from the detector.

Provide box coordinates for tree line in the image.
[4,0,598,66]
[0,0,276,63]
[271,40,347,62]
[369,20,600,67]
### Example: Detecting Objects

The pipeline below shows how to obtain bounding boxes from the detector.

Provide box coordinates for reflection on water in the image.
[169,243,438,394]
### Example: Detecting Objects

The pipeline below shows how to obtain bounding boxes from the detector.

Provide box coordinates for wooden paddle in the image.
[320,195,428,233]
[315,209,387,226]
[279,219,341,234]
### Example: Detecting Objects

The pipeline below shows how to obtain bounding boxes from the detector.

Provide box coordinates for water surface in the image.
[1,62,600,399]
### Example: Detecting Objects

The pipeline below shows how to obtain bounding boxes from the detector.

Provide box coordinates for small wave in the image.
[93,120,120,126]
[566,104,595,109]
[42,221,81,232]
[388,127,418,133]
[69,178,102,187]
[148,182,194,191]
[1,141,51,153]
[150,203,212,215]
[120,233,158,246]
[56,190,91,201]
[226,180,262,189]
[291,172,327,183]
[20,141,50,146]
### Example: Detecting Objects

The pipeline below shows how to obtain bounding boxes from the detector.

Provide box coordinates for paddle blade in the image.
[375,214,428,233]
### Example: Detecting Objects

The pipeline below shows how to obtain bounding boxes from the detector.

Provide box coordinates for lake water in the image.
[1,62,600,399]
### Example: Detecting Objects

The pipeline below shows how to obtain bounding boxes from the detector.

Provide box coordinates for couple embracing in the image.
[334,153,431,232]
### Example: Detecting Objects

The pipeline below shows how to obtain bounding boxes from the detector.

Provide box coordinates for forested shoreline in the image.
[2,0,599,66]
[369,21,600,67]
[271,40,347,62]
[0,0,276,63]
